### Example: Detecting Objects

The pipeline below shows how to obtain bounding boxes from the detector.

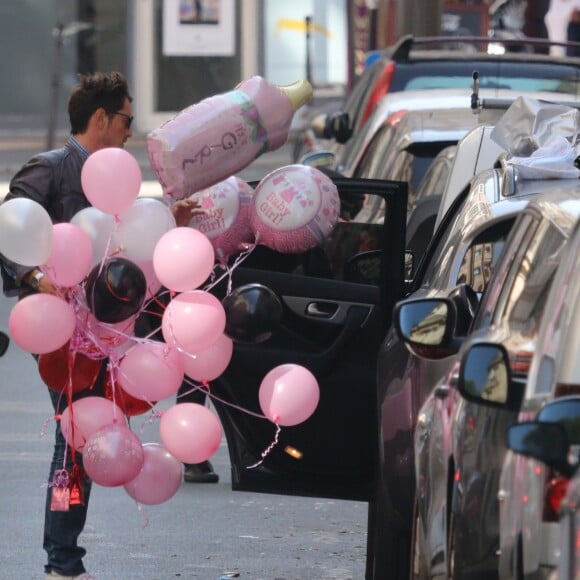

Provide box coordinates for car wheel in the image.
[366,478,411,579]
[410,496,428,579]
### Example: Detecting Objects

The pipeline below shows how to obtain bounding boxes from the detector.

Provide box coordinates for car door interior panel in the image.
[209,177,408,501]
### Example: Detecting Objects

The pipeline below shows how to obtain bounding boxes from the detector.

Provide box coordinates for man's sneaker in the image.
[183,460,219,483]
[45,571,95,579]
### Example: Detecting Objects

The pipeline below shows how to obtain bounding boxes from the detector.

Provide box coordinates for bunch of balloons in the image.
[0,77,339,507]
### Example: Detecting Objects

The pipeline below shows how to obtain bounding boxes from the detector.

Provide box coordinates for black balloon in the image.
[222,283,283,343]
[85,257,147,323]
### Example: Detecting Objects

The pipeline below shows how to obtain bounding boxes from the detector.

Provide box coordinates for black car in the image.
[208,175,408,579]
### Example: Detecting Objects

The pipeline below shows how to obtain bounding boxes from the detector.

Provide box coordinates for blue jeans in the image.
[43,364,106,576]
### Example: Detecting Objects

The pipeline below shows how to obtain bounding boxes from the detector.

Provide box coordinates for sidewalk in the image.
[0,131,295,199]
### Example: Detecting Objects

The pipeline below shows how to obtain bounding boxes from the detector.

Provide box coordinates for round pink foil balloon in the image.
[258,363,320,426]
[42,223,93,287]
[118,341,184,402]
[82,423,144,487]
[181,333,233,382]
[188,176,254,264]
[81,148,142,215]
[250,164,340,253]
[8,294,76,354]
[124,443,183,505]
[60,397,125,451]
[153,227,215,292]
[161,290,226,354]
[159,403,223,464]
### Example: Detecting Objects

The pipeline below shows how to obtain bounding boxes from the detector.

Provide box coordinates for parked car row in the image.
[295,34,580,167]
[204,35,580,580]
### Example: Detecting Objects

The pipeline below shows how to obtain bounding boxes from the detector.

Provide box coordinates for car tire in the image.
[410,496,428,579]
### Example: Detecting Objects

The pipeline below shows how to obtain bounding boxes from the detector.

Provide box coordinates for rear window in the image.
[390,61,580,95]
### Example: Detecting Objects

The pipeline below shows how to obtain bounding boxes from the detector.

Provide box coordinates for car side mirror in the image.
[329,112,353,144]
[0,331,9,357]
[300,150,337,170]
[458,343,522,409]
[344,250,382,285]
[394,297,458,359]
[507,422,576,478]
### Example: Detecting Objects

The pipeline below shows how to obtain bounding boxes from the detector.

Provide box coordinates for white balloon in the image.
[113,198,176,262]
[71,206,116,267]
[0,198,53,266]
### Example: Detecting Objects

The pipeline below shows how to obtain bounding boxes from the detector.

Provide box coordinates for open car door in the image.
[211,177,407,502]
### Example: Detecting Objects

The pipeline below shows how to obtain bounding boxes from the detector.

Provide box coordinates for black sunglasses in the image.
[111,111,134,129]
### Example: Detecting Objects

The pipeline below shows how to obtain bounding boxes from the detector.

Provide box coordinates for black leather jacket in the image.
[0,137,90,297]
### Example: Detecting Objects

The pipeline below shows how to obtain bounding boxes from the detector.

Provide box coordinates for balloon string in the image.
[134,500,150,530]
[246,423,281,469]
[202,242,257,293]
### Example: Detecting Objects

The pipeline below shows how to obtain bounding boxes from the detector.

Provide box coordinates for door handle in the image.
[306,302,338,318]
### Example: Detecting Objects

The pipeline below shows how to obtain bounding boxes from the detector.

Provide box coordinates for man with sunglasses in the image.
[0,71,199,580]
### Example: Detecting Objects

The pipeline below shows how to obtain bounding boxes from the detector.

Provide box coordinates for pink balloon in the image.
[153,227,215,292]
[81,148,142,215]
[249,165,340,253]
[159,403,223,464]
[82,423,144,487]
[8,294,76,354]
[188,176,254,264]
[41,223,93,287]
[60,396,125,451]
[118,341,184,401]
[161,290,226,353]
[124,443,183,505]
[182,333,233,382]
[258,364,320,426]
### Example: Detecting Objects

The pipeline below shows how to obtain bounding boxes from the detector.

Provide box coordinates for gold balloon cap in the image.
[278,79,313,111]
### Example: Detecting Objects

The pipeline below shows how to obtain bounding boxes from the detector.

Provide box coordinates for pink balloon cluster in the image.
[2,127,334,511]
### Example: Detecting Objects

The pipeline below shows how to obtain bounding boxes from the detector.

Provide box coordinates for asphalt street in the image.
[0,133,369,580]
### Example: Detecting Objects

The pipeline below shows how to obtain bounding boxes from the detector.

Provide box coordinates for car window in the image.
[488,218,567,336]
[455,219,514,294]
[390,61,580,95]
[418,181,509,291]
[241,192,383,285]
[353,123,396,179]
[473,214,536,330]
[413,145,456,205]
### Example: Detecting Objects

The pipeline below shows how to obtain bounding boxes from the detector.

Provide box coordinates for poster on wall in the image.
[163,0,235,56]
[263,0,347,87]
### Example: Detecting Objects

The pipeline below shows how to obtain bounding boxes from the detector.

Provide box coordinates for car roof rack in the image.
[390,34,580,62]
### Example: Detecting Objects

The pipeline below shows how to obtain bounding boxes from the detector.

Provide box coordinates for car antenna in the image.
[470,71,481,113]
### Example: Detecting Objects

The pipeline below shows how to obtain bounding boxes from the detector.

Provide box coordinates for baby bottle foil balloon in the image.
[147,76,313,200]
[249,165,340,253]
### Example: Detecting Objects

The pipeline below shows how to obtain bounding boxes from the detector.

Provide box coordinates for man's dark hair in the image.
[68,71,132,134]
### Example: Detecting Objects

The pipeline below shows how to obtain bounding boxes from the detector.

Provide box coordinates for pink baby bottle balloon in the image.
[147,77,313,200]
